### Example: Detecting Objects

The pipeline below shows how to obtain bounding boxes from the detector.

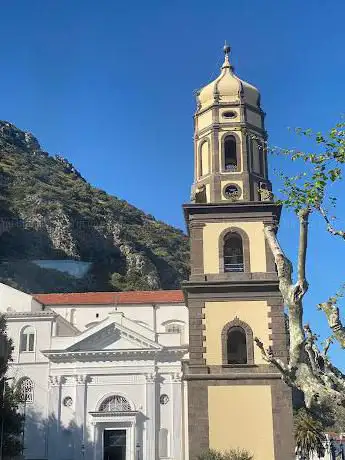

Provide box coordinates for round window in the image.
[160,394,169,405]
[224,184,240,200]
[223,111,237,119]
[63,396,73,407]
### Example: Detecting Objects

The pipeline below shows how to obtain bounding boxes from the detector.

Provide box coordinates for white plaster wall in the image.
[49,303,189,344]
[6,317,53,364]
[2,289,188,460]
[0,282,42,313]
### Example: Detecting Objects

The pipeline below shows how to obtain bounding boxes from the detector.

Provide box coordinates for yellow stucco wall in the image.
[204,300,270,365]
[197,109,213,131]
[208,385,275,460]
[203,221,267,273]
[200,140,210,176]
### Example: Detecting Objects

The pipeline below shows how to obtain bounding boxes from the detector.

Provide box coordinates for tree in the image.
[255,120,345,409]
[294,409,326,460]
[0,314,23,457]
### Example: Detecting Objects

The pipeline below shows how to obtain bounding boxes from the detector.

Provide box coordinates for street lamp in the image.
[0,376,14,460]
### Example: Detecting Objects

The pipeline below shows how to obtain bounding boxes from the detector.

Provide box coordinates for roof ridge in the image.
[34,290,184,306]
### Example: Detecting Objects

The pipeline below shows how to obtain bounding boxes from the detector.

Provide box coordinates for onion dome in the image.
[196,44,260,111]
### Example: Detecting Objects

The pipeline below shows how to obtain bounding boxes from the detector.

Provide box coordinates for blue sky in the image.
[0,0,344,367]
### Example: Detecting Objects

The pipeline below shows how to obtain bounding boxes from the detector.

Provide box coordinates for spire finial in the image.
[222,41,231,70]
[223,40,231,56]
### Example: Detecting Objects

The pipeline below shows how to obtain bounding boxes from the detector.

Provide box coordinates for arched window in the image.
[223,233,244,272]
[227,327,247,364]
[164,322,185,344]
[99,395,132,412]
[20,326,35,352]
[18,377,34,403]
[165,324,182,334]
[221,318,254,365]
[224,136,237,172]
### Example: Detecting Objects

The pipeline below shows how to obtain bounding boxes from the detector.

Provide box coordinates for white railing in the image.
[224,263,244,273]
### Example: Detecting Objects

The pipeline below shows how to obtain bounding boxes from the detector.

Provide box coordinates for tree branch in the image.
[254,337,290,375]
[318,299,345,349]
[264,223,305,367]
[297,208,310,285]
[318,206,345,240]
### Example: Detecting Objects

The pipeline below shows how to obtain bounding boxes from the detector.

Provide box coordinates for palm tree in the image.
[294,409,326,459]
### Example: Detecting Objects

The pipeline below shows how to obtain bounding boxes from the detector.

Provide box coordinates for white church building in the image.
[1,283,189,460]
[1,283,343,460]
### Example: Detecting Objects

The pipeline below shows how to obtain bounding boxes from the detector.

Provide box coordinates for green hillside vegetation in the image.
[0,121,189,293]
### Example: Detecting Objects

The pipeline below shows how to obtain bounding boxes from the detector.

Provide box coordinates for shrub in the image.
[198,448,253,460]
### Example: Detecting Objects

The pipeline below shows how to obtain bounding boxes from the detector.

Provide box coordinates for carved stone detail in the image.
[172,372,182,382]
[48,375,65,386]
[75,374,90,385]
[145,372,157,383]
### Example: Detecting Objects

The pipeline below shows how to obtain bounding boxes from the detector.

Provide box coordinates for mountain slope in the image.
[0,121,189,293]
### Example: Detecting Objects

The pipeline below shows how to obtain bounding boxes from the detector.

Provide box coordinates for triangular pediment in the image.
[63,313,162,353]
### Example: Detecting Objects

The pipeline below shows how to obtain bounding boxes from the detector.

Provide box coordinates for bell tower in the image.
[183,46,294,460]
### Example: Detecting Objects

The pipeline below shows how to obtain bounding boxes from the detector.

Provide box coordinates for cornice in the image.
[196,101,264,117]
[184,372,281,381]
[5,311,57,321]
[42,346,188,363]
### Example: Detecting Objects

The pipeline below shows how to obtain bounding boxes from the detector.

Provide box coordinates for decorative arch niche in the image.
[198,138,210,177]
[221,317,254,365]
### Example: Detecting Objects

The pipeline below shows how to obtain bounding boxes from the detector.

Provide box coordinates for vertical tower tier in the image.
[183,47,294,460]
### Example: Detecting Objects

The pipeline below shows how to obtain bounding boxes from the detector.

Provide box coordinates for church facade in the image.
[1,47,295,460]
[2,285,189,460]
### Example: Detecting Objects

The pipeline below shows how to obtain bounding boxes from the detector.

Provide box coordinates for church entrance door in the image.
[103,429,126,460]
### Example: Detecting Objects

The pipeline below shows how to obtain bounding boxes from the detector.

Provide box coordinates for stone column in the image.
[75,374,88,460]
[145,372,157,460]
[47,376,63,460]
[171,372,183,459]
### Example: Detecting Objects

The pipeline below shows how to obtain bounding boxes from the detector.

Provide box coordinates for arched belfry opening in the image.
[223,232,244,272]
[224,136,237,172]
[227,327,247,364]
[221,318,255,366]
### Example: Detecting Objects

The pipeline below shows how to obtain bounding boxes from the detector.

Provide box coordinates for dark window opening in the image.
[224,233,244,272]
[227,328,247,364]
[224,136,237,172]
[224,184,240,200]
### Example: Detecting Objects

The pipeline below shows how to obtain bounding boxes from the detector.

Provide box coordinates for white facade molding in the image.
[2,284,188,460]
[48,375,65,386]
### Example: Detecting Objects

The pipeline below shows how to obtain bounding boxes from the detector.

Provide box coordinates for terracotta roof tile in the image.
[34,290,184,306]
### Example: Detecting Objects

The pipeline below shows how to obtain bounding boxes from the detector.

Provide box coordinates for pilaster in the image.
[75,374,89,460]
[171,372,183,459]
[145,372,157,460]
[47,375,64,460]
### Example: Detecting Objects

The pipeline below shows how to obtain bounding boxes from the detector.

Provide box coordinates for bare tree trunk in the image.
[256,209,345,408]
